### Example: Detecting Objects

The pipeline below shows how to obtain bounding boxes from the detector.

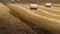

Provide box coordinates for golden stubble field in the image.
[0,2,38,34]
[0,1,60,34]
[4,2,60,34]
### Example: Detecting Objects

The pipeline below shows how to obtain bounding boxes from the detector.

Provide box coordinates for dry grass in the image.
[0,2,37,34]
[7,3,60,34]
[3,1,60,34]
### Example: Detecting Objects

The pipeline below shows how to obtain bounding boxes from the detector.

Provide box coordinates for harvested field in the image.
[0,2,37,34]
[0,0,60,34]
